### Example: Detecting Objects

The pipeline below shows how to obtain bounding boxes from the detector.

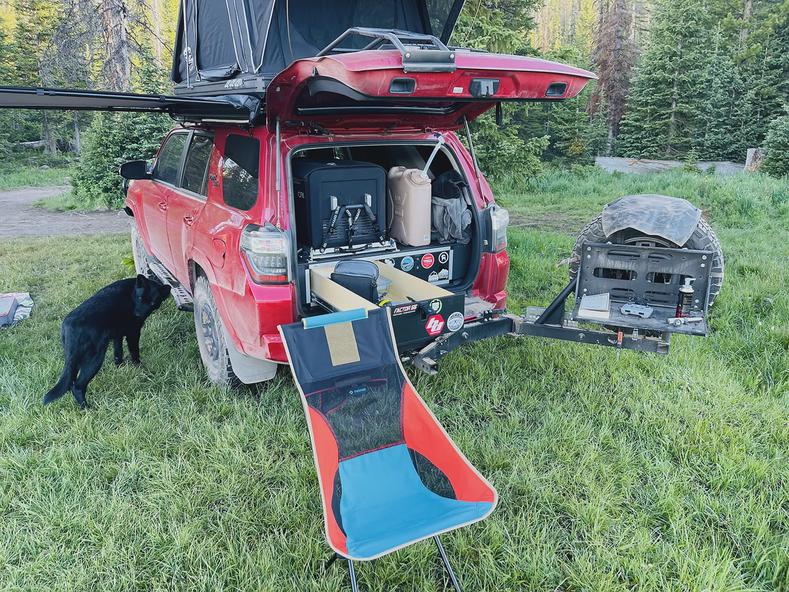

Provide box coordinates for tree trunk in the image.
[101,0,132,91]
[151,0,164,65]
[42,112,58,154]
[740,0,752,45]
[72,113,82,154]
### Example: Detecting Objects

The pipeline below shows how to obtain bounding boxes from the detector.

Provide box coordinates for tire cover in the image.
[601,194,702,247]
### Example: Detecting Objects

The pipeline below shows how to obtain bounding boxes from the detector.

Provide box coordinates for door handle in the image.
[183,215,194,226]
[158,201,168,211]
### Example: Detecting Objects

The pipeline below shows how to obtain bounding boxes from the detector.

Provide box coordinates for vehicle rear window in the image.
[181,134,213,196]
[222,134,259,211]
[153,133,188,186]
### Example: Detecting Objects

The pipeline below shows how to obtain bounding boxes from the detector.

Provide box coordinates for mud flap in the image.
[278,308,496,560]
[222,325,278,383]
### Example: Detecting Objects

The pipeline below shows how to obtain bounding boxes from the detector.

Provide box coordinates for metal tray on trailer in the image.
[572,242,713,336]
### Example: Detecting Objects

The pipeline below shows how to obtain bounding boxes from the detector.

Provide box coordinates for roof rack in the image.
[317,28,456,73]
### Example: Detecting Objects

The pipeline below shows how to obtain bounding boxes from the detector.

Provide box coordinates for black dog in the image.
[44,275,170,409]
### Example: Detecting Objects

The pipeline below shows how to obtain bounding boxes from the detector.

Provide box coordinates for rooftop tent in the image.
[171,0,466,95]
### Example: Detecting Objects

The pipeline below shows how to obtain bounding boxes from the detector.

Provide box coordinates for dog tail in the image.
[43,358,77,405]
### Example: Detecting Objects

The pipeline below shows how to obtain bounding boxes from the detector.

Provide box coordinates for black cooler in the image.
[292,160,387,249]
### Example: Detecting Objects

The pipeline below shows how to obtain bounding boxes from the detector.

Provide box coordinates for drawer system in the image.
[309,261,465,352]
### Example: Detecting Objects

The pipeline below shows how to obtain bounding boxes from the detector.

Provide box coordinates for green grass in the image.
[0,166,71,191]
[0,150,74,191]
[1,170,787,591]
[32,191,89,212]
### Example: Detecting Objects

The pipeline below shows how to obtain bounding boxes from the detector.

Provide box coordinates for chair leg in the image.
[434,536,462,592]
[325,552,339,570]
[348,559,359,592]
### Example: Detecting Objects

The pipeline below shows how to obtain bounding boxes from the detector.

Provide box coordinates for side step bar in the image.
[147,261,194,311]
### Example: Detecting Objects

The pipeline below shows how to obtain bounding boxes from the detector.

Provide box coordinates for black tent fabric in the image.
[172,0,464,94]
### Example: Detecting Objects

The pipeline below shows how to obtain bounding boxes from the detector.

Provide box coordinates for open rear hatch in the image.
[267,31,596,131]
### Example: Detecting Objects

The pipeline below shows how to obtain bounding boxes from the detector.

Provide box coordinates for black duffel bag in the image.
[330,260,380,303]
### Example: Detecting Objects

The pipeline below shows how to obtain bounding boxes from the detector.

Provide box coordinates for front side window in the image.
[181,134,214,196]
[153,133,188,186]
[222,135,260,211]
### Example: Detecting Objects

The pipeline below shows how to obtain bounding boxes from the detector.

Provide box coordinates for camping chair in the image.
[280,308,497,590]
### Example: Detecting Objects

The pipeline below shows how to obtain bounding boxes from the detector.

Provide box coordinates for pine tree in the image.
[739,0,789,149]
[696,29,747,161]
[617,0,712,158]
[762,109,789,177]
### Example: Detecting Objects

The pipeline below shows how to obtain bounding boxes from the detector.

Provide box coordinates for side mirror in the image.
[119,160,152,180]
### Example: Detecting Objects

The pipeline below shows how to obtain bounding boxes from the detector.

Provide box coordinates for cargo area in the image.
[290,141,483,341]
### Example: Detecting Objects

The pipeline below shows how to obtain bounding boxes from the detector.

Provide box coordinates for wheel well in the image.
[188,260,206,289]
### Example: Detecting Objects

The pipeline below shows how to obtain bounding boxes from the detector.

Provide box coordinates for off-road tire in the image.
[569,213,724,307]
[130,221,152,277]
[192,275,241,388]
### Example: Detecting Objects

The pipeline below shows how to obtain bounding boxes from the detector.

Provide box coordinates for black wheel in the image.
[192,275,241,388]
[570,213,724,307]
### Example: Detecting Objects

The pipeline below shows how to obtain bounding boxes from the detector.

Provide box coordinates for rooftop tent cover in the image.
[172,0,465,88]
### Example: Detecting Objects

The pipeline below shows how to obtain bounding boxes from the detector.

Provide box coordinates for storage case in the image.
[387,167,432,247]
[293,160,387,250]
[330,260,380,303]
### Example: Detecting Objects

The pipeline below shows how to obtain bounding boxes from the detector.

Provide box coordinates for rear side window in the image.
[153,133,188,185]
[181,134,214,196]
[222,134,259,211]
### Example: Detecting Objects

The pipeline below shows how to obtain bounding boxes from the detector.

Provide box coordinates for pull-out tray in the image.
[309,262,465,352]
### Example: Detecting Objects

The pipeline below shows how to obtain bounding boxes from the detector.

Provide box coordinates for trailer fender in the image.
[601,194,701,247]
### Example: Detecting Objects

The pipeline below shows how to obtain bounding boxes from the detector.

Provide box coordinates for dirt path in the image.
[0,186,130,238]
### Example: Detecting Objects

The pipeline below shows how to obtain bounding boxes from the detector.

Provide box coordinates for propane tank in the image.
[676,277,695,317]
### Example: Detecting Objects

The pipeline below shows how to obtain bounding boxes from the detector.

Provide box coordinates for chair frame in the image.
[325,536,462,592]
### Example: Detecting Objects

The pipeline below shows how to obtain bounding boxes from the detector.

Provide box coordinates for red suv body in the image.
[124,50,595,383]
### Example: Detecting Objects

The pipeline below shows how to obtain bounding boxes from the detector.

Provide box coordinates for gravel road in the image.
[0,186,130,238]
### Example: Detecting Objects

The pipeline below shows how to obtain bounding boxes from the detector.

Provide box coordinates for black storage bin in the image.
[293,159,386,249]
[330,260,380,303]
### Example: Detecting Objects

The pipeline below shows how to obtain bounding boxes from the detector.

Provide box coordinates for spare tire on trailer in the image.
[569,194,724,307]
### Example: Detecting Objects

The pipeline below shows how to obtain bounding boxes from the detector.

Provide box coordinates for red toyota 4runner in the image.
[121,50,596,386]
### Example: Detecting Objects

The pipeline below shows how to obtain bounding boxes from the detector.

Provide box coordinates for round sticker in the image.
[383,258,395,267]
[400,256,414,272]
[425,314,445,336]
[428,299,442,313]
[438,251,449,264]
[447,311,465,332]
[421,253,435,269]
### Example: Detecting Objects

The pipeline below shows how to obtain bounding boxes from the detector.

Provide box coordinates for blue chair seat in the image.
[339,444,494,559]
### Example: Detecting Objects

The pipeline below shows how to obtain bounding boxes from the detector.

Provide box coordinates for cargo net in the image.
[305,364,404,460]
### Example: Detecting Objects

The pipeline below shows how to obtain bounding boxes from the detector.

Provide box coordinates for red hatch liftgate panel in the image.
[267,48,597,131]
[279,308,496,561]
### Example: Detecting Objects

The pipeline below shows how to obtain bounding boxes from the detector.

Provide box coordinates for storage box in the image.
[293,160,386,249]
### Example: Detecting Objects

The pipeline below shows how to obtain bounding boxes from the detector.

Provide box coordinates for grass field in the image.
[0,151,72,191]
[0,169,787,591]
